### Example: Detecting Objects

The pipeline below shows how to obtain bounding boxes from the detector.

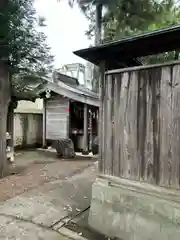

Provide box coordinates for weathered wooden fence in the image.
[99,61,180,189]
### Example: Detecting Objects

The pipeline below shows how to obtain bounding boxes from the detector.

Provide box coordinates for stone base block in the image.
[53,138,75,159]
[88,176,180,240]
[82,150,89,155]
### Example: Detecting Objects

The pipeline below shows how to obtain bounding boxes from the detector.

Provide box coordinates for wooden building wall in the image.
[46,96,69,140]
[100,62,180,189]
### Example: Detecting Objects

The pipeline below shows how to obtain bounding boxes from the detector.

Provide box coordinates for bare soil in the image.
[0,150,96,202]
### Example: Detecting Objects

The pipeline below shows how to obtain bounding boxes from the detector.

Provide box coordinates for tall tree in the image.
[0,0,53,176]
[64,0,118,91]
[73,0,162,42]
[102,0,180,64]
[0,0,11,177]
[9,0,53,84]
[67,0,112,44]
[60,1,180,86]
[74,0,180,87]
[67,0,166,90]
[103,0,180,42]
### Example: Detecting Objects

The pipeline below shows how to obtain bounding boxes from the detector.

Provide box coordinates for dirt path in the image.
[0,150,95,202]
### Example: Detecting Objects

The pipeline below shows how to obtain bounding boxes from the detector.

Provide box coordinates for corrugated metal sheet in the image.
[46,97,69,140]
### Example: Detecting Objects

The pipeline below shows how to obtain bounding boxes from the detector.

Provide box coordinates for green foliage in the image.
[140,0,180,64]
[102,0,180,42]
[103,0,159,41]
[9,0,54,76]
[0,1,10,61]
[67,0,119,39]
[75,0,180,64]
[1,0,54,100]
[74,0,180,42]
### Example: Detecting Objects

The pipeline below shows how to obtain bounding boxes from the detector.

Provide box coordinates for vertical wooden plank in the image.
[143,72,150,182]
[171,64,180,188]
[82,103,88,154]
[113,74,121,176]
[149,68,161,184]
[42,98,46,147]
[137,70,148,181]
[118,75,122,177]
[119,72,130,178]
[124,72,131,179]
[128,71,139,180]
[159,66,172,187]
[105,74,113,175]
[99,61,105,173]
[141,68,161,184]
[66,100,70,138]
[103,75,108,174]
[111,75,115,176]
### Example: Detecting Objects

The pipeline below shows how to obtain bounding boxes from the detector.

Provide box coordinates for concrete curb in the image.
[0,212,89,240]
[57,227,89,240]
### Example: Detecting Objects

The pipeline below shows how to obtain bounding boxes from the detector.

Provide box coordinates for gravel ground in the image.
[0,150,96,202]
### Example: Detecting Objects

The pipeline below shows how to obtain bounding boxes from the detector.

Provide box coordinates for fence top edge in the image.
[105,60,180,75]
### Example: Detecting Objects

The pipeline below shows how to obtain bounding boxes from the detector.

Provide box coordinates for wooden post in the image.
[7,102,14,148]
[99,61,105,172]
[82,103,89,155]
[0,62,10,176]
[6,101,14,163]
[42,98,47,148]
[89,108,93,152]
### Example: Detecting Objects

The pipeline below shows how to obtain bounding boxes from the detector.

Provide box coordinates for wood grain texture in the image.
[171,65,180,188]
[137,70,148,181]
[150,68,161,185]
[105,75,113,175]
[159,67,172,187]
[103,76,108,174]
[128,71,139,180]
[83,103,88,152]
[143,71,153,183]
[113,74,121,176]
[99,61,105,173]
[101,63,180,189]
[119,72,129,178]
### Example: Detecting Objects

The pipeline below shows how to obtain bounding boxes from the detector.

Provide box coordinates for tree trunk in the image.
[95,3,102,45]
[0,62,10,177]
[7,101,14,152]
[93,3,103,92]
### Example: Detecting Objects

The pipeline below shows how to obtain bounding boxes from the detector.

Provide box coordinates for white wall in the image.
[15,99,43,114]
[14,113,42,147]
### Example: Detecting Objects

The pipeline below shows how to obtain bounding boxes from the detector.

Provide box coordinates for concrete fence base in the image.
[88,176,180,240]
